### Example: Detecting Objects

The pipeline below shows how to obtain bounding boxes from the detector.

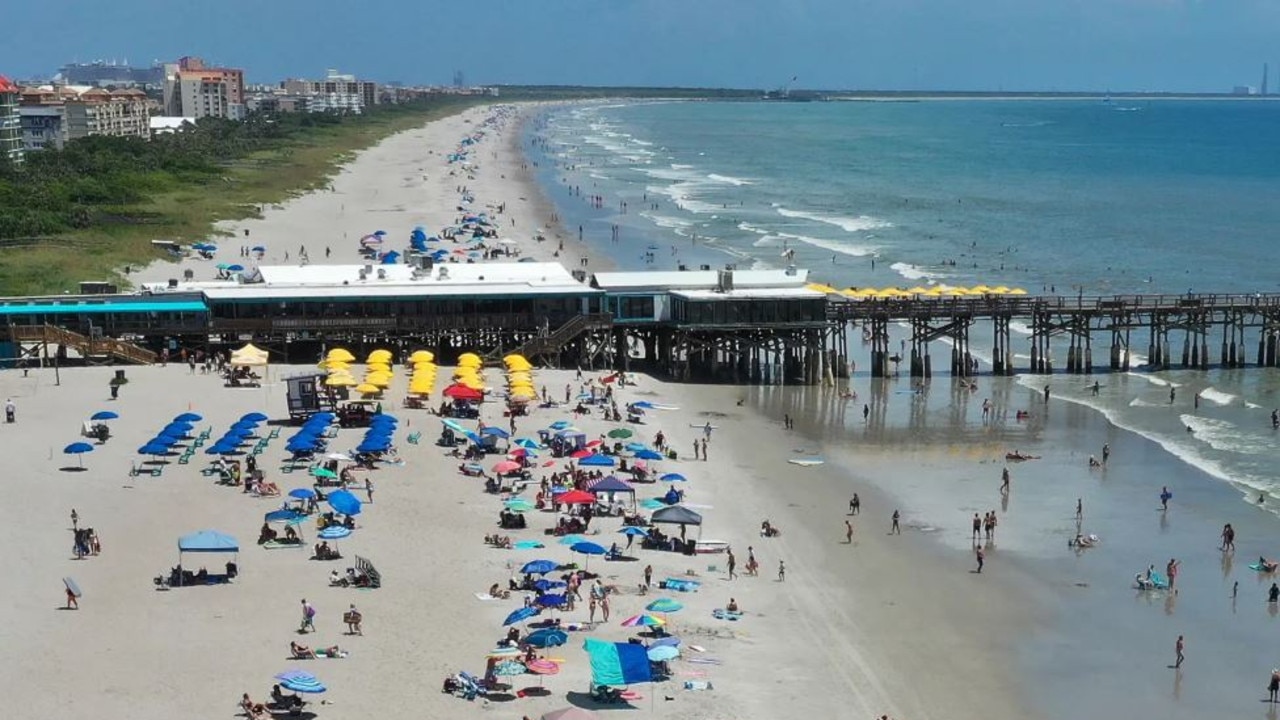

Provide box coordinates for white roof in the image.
[672,288,827,301]
[178,262,596,301]
[150,117,195,131]
[593,268,810,291]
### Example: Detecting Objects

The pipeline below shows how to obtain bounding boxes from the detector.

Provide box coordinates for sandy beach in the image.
[0,102,1052,720]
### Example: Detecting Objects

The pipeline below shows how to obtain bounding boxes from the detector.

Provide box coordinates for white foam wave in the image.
[1198,388,1235,406]
[890,262,945,281]
[1009,321,1033,336]
[776,207,891,233]
[1126,372,1171,387]
[1246,402,1263,409]
[708,173,753,186]
[1128,398,1162,408]
[1181,415,1269,455]
[640,213,693,230]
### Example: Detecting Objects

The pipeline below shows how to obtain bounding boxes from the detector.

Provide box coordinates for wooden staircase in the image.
[8,324,157,365]
[496,313,612,364]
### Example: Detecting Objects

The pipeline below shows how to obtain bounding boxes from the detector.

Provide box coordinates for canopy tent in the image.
[583,637,653,686]
[651,505,702,526]
[178,530,239,554]
[586,475,636,512]
[230,343,269,367]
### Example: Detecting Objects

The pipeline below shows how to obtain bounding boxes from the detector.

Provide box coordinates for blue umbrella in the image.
[648,645,679,662]
[227,264,245,272]
[90,411,118,421]
[251,245,265,252]
[205,445,239,456]
[174,412,202,422]
[481,427,510,439]
[231,420,259,430]
[149,435,179,446]
[288,488,317,500]
[318,525,352,540]
[163,421,193,434]
[64,442,94,467]
[138,443,169,456]
[625,442,648,452]
[463,431,483,445]
[504,606,539,626]
[520,559,557,575]
[536,593,568,608]
[549,421,572,430]
[533,579,567,592]
[275,671,327,694]
[515,438,539,449]
[265,509,305,523]
[660,473,687,482]
[524,628,569,648]
[327,489,362,516]
[557,534,586,546]
[242,412,269,422]
[571,541,606,556]
[634,449,663,461]
[578,454,615,467]
[371,413,398,423]
[356,440,389,454]
[618,526,649,537]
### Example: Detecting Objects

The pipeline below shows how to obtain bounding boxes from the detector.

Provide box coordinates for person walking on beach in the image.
[300,599,316,634]
[1043,385,1050,404]
[1000,467,1010,495]
[692,441,699,461]
[1160,486,1172,511]
[891,510,901,534]
[65,584,78,610]
[1174,635,1185,669]
[747,546,758,576]
[1268,583,1278,604]
[1170,386,1176,404]
[5,398,15,423]
[1167,558,1180,591]
[1222,523,1236,551]
[971,513,982,541]
[1076,499,1083,522]
[1268,669,1280,703]
[643,564,652,587]
[727,550,737,579]
[588,595,597,623]
[849,494,860,515]
[600,592,610,622]
[701,438,709,461]
[70,509,78,531]
[344,604,362,635]
[845,521,854,544]
[1102,444,1110,463]
[777,560,786,582]
[863,404,870,422]
[975,547,985,573]
[365,478,374,503]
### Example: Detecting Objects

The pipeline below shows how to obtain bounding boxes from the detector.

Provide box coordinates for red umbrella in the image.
[585,440,603,448]
[443,384,483,401]
[570,449,592,459]
[541,460,556,467]
[558,489,595,505]
[493,460,522,474]
[508,448,530,458]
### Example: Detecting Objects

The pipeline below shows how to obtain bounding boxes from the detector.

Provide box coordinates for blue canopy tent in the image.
[588,476,636,512]
[578,454,615,468]
[174,530,240,585]
[583,638,653,687]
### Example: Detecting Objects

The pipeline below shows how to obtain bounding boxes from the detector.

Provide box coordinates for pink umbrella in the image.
[508,448,530,458]
[570,449,592,459]
[493,460,521,474]
[585,439,603,448]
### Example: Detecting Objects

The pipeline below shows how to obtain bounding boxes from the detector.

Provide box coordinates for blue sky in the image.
[4,0,1279,92]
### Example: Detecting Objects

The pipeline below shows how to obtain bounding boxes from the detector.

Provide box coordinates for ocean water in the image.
[528,99,1280,515]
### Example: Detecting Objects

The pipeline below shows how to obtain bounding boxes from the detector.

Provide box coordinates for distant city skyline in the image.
[4,0,1280,93]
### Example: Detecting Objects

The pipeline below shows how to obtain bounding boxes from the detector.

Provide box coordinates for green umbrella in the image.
[216,263,231,270]
[505,498,536,513]
[313,467,338,480]
[607,428,633,439]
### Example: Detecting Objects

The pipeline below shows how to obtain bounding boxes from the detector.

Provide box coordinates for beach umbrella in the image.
[620,614,666,628]
[607,428,633,439]
[536,594,568,608]
[274,670,327,694]
[457,352,482,367]
[325,374,357,387]
[520,559,557,575]
[659,473,687,482]
[90,411,118,421]
[527,657,561,674]
[325,452,352,462]
[231,419,258,431]
[409,350,434,363]
[493,460,521,475]
[492,661,527,677]
[164,421,194,434]
[515,438,540,450]
[556,534,585,546]
[327,490,362,516]
[63,442,93,467]
[634,449,663,461]
[138,443,170,456]
[443,384,483,401]
[533,579,567,592]
[569,449,592,460]
[578,454,615,467]
[487,646,522,659]
[227,264,244,272]
[356,383,381,395]
[570,541,606,556]
[618,526,649,537]
[647,645,679,662]
[504,606,540,626]
[251,245,265,252]
[481,426,510,439]
[312,467,337,480]
[505,498,536,513]
[355,440,389,454]
[646,598,684,614]
[549,420,572,431]
[241,412,268,422]
[318,525,352,540]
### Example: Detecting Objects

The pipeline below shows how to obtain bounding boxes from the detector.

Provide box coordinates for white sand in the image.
[1,104,1029,720]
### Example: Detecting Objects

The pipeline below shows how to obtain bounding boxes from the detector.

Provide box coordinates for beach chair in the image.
[456,672,487,700]
[178,453,192,465]
[280,464,294,474]
[201,466,220,477]
[149,465,163,477]
[269,427,281,439]
[407,432,422,445]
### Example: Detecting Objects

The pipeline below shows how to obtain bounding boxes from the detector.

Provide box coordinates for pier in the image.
[830,292,1280,379]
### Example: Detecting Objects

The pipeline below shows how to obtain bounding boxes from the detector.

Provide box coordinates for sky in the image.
[4,0,1279,92]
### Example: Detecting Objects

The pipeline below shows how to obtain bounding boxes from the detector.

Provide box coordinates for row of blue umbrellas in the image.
[286,412,336,455]
[355,414,398,455]
[135,412,202,457]
[204,412,267,456]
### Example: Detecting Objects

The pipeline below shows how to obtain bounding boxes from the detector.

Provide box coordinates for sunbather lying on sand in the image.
[240,693,267,718]
[290,641,345,659]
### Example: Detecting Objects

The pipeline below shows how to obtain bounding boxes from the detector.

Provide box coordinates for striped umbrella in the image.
[274,670,327,693]
[620,614,666,628]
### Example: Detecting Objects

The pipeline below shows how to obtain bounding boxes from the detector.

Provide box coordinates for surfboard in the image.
[689,424,719,429]
[1249,563,1276,572]
[63,576,82,598]
[788,458,825,467]
[1149,572,1169,588]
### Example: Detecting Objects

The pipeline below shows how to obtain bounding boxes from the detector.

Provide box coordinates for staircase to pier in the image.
[493,313,612,365]
[8,324,157,365]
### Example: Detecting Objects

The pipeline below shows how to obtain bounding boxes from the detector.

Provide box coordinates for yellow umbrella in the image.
[325,374,357,387]
[318,359,350,371]
[506,360,533,371]
[409,350,435,363]
[1009,288,1028,295]
[503,354,528,364]
[990,286,1011,295]
[945,288,970,296]
[367,376,391,388]
[873,289,900,299]
[326,348,355,363]
[356,383,382,395]
[906,286,930,295]
[461,378,486,390]
[507,371,533,381]
[365,370,393,381]
[458,352,482,366]
[806,283,839,294]
[970,285,992,294]
[366,349,393,363]
[366,363,392,373]
[413,362,437,372]
[923,288,946,297]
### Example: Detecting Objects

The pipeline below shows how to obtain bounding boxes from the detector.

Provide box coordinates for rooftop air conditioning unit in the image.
[438,267,449,280]
[363,264,373,275]
[376,268,387,280]
[716,270,734,294]
[358,270,367,281]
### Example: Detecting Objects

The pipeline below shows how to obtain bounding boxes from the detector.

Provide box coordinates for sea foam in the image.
[776,207,890,233]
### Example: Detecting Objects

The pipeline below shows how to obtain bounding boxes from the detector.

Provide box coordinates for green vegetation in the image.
[0,97,483,296]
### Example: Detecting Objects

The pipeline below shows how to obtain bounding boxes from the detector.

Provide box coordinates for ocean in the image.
[528,98,1280,516]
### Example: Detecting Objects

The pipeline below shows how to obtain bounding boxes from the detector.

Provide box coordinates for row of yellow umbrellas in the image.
[407,350,437,396]
[807,283,1027,299]
[503,353,536,402]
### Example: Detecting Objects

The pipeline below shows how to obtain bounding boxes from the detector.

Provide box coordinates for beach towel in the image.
[514,540,545,550]
[688,644,707,653]
[474,593,496,601]
[712,609,742,621]
[315,649,348,658]
[688,657,722,665]
[683,680,714,691]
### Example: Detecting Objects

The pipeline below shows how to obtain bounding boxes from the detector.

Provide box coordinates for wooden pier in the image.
[830,292,1280,378]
